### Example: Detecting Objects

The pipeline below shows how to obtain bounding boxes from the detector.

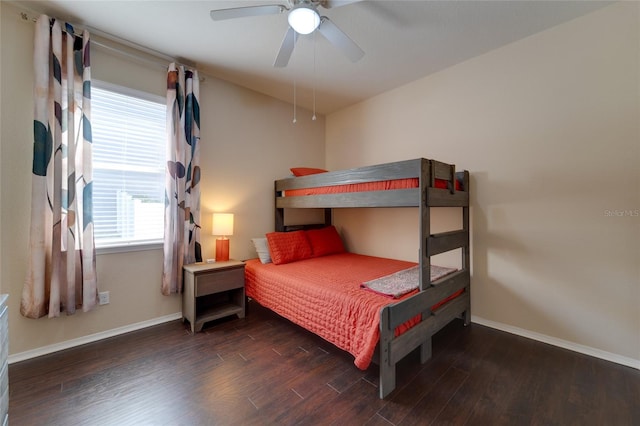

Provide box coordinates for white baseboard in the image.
[471,315,640,370]
[8,312,183,364]
[8,312,638,371]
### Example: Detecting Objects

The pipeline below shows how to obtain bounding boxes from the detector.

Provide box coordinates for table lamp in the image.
[212,213,234,262]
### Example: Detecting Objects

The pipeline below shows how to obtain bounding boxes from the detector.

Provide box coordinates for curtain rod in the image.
[17,9,198,73]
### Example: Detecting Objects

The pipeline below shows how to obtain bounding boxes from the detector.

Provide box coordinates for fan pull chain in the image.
[312,31,317,121]
[293,77,297,123]
[293,31,298,123]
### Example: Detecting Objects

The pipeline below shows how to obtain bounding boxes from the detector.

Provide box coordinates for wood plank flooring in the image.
[8,300,640,425]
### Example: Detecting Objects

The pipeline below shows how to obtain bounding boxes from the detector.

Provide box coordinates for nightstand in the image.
[182,260,245,333]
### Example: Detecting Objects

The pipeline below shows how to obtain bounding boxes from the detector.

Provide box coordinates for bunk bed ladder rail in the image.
[418,159,468,292]
[378,163,470,399]
[422,164,471,329]
[461,169,471,325]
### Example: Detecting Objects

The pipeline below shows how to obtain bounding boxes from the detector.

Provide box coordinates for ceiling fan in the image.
[210,0,365,68]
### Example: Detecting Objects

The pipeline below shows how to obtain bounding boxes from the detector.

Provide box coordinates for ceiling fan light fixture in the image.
[288,5,320,35]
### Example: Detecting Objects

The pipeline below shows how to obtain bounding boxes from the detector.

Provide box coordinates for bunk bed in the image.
[246,158,470,398]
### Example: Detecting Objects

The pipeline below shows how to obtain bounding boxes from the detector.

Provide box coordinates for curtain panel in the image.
[22,15,97,318]
[162,63,202,295]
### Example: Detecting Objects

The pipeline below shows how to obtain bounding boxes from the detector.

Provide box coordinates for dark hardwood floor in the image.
[8,300,640,425]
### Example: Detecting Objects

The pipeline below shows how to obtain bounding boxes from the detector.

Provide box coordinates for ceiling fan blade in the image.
[317,17,364,62]
[274,27,298,68]
[320,0,362,9]
[210,5,286,21]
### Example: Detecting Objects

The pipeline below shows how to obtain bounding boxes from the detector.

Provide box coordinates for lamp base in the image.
[215,238,230,262]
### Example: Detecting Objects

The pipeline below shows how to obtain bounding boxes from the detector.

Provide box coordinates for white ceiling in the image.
[10,0,610,114]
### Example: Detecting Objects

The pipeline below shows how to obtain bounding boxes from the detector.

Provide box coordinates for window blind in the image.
[91,84,166,248]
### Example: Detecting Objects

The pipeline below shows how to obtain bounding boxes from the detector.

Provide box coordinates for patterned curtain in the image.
[22,16,97,318]
[162,63,202,295]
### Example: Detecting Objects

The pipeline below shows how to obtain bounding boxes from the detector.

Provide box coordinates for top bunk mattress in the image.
[283,177,458,197]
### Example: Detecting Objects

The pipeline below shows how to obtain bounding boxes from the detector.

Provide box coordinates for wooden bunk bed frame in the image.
[274,158,470,399]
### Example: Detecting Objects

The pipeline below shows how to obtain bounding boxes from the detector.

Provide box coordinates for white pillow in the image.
[251,237,272,264]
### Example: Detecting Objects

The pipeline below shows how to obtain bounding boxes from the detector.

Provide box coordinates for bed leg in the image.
[463,291,471,326]
[379,362,396,399]
[379,306,395,399]
[420,338,432,363]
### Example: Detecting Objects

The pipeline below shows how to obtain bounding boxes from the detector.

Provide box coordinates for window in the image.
[91,82,166,250]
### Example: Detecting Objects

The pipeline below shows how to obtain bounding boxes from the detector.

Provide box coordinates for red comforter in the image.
[245,253,452,370]
[283,177,462,197]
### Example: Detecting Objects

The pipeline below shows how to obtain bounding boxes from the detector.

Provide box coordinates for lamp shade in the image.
[212,213,234,236]
[288,5,320,35]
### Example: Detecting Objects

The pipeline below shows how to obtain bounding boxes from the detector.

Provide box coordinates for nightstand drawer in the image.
[196,267,244,297]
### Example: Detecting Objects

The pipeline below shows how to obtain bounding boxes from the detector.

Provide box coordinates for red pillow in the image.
[305,226,346,257]
[290,167,328,177]
[266,231,313,265]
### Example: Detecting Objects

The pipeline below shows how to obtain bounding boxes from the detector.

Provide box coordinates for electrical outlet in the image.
[98,291,110,305]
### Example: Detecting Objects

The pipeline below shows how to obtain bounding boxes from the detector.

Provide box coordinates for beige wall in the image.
[327,3,639,364]
[0,2,325,357]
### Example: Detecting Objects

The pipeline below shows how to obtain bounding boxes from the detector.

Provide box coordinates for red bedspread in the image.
[245,253,456,370]
[284,178,418,197]
[283,177,461,197]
